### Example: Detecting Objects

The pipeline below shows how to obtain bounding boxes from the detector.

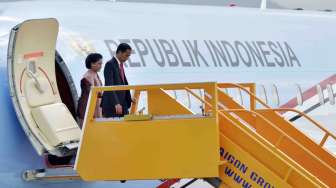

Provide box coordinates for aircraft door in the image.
[7,18,80,156]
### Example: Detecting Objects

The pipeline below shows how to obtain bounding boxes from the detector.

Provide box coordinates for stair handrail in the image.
[220,109,336,173]
[217,83,271,109]
[217,110,296,183]
[267,108,336,147]
[217,110,328,187]
[130,86,215,116]
[217,83,336,148]
[184,87,212,109]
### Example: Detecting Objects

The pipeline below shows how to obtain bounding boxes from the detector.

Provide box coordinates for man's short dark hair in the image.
[85,53,103,69]
[116,43,132,54]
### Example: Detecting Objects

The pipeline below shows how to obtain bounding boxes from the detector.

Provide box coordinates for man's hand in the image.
[115,104,123,115]
[131,97,137,103]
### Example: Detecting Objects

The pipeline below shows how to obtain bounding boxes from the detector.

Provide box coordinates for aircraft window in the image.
[271,84,280,107]
[316,84,325,105]
[295,84,303,106]
[259,84,268,105]
[327,84,335,105]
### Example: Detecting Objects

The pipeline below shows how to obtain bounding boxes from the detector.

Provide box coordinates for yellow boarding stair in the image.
[214,83,336,187]
[75,82,327,188]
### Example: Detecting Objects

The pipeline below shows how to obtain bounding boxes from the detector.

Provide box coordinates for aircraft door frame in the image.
[7,18,80,156]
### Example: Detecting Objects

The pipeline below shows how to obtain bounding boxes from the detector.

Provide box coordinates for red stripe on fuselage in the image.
[280,74,336,109]
[157,179,179,188]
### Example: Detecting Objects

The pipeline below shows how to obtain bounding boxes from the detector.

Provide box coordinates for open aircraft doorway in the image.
[7,18,80,158]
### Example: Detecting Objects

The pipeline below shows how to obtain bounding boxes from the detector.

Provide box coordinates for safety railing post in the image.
[87,87,98,122]
[250,83,256,111]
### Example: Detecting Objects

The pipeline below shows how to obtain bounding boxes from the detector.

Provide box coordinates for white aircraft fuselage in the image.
[0,1,335,187]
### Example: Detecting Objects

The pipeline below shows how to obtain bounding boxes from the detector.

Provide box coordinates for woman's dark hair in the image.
[85,53,103,69]
[116,43,132,54]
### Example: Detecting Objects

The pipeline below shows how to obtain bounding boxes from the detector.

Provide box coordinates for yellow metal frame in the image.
[74,81,334,186]
[224,109,336,185]
[217,83,336,149]
[265,108,336,147]
[217,83,336,187]
[182,83,326,187]
[75,82,220,181]
[217,110,326,188]
[217,83,257,110]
